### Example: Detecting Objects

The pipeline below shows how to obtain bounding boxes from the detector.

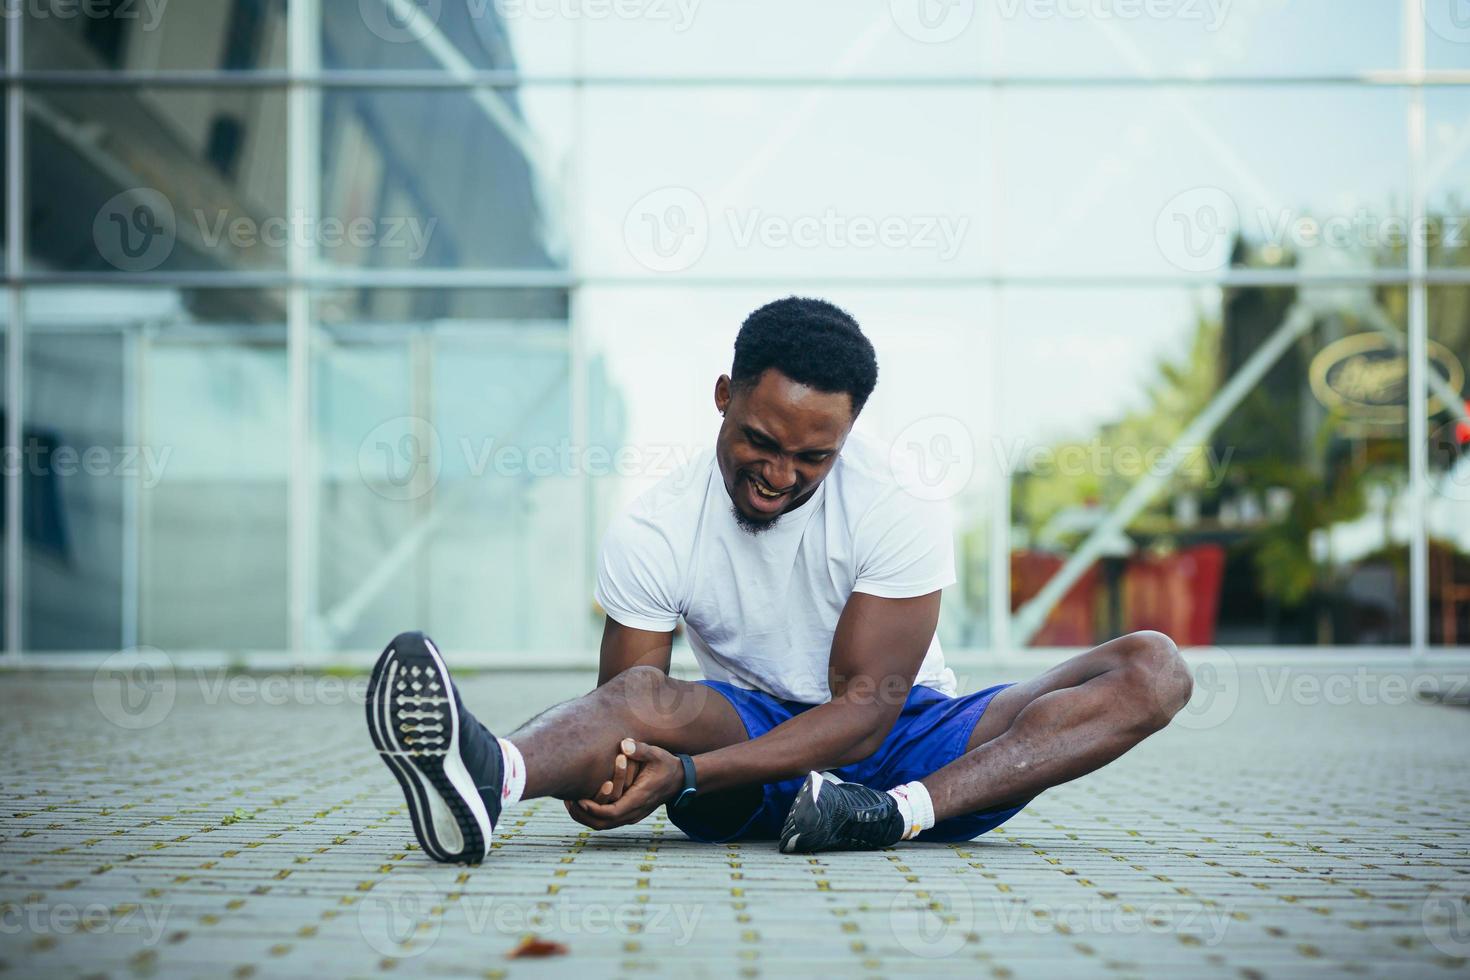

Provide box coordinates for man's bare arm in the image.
[573,590,939,828]
[681,590,939,794]
[596,617,673,687]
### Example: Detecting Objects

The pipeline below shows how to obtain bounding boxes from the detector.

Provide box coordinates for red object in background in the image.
[1122,544,1226,647]
[1012,545,1226,648]
[1458,400,1470,444]
[1010,552,1099,646]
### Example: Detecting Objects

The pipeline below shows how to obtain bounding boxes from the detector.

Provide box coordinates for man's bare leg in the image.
[505,665,748,801]
[921,630,1193,822]
[369,632,752,863]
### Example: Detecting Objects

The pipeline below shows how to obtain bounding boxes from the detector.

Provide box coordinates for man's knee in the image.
[1114,630,1191,731]
[598,665,711,738]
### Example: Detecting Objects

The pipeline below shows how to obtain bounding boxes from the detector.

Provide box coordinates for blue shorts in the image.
[667,680,1029,844]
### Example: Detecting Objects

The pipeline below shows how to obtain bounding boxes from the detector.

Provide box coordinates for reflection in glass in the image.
[312,289,611,654]
[1428,287,1470,646]
[1000,87,1409,278]
[579,87,988,278]
[323,1,522,73]
[1426,87,1470,271]
[23,289,288,652]
[25,0,286,71]
[320,88,570,271]
[26,87,288,274]
[1006,278,1414,647]
[999,0,1399,78]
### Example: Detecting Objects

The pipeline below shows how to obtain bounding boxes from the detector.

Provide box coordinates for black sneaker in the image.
[779,771,905,853]
[366,631,503,864]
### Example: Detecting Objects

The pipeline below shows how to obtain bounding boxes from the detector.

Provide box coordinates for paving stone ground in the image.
[2,660,1469,979]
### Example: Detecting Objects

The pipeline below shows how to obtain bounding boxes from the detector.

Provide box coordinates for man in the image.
[366,296,1193,863]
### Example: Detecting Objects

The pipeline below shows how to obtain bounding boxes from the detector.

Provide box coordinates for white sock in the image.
[498,737,527,808]
[888,781,935,840]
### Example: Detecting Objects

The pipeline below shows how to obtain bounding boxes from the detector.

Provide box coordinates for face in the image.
[714,369,853,532]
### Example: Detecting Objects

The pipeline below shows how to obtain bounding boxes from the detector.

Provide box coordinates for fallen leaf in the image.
[507,936,569,959]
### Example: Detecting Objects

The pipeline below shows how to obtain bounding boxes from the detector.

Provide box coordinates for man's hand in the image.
[568,739,683,831]
[563,740,642,829]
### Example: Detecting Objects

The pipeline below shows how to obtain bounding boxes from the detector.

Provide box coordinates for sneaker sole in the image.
[779,771,826,854]
[366,632,493,864]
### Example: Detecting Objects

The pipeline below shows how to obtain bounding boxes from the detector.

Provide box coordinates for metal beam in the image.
[1406,0,1430,665]
[286,0,321,659]
[5,1,25,660]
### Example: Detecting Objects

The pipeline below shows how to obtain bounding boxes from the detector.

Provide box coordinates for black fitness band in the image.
[671,753,697,810]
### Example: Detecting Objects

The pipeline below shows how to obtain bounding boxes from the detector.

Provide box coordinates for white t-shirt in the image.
[594,430,957,704]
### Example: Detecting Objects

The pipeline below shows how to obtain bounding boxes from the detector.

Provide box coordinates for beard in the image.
[731,502,781,536]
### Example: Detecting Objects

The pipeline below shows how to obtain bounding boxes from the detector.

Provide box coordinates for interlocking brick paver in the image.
[2,664,1468,978]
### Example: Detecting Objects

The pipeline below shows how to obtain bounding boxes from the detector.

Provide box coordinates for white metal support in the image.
[286,0,321,659]
[1405,0,1430,667]
[5,1,25,661]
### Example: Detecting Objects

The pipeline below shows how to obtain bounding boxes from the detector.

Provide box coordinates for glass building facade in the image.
[6,1,1469,658]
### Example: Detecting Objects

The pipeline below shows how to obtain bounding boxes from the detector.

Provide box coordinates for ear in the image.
[714,375,732,417]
